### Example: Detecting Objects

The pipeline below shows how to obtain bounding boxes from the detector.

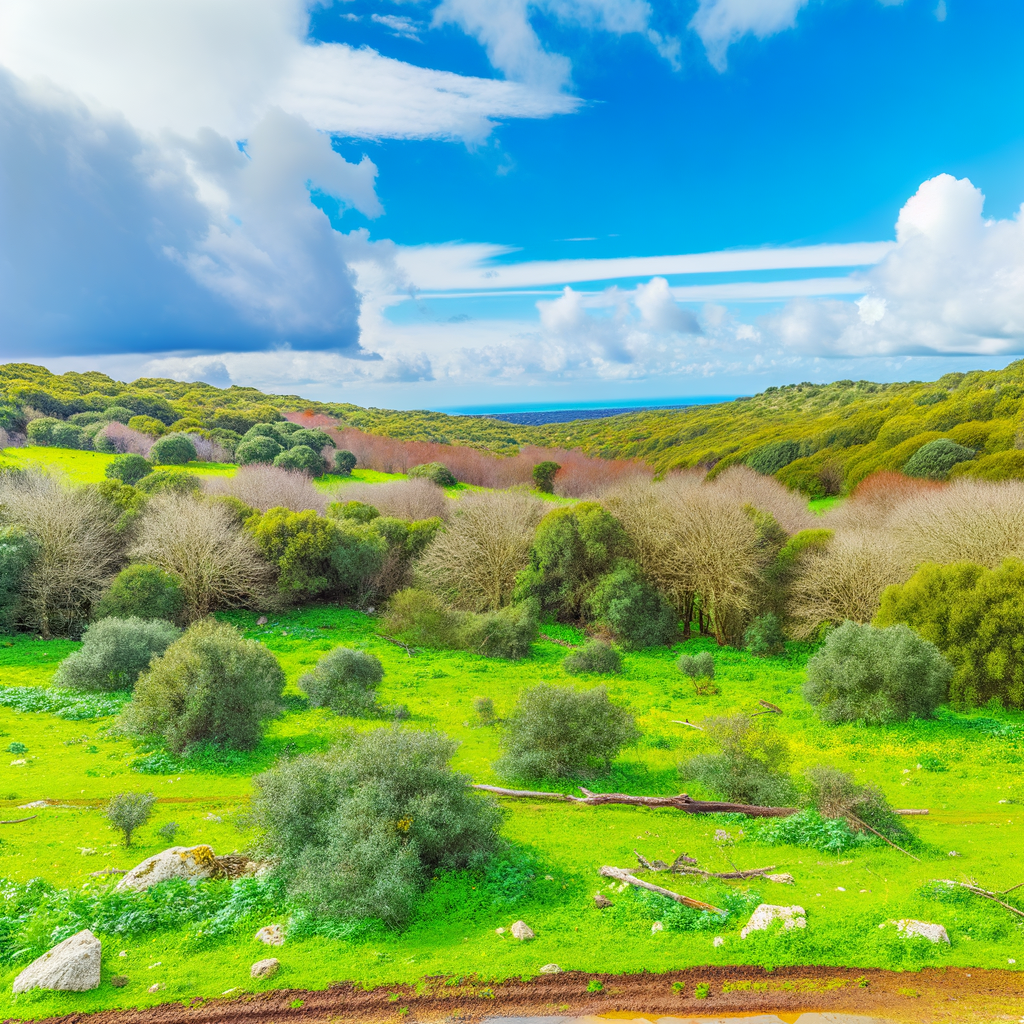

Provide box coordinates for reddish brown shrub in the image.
[334,479,449,521]
[203,465,326,513]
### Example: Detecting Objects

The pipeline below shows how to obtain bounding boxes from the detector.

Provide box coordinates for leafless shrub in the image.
[415,491,545,611]
[183,433,232,464]
[335,479,449,522]
[203,464,326,513]
[131,493,274,621]
[0,474,123,637]
[709,465,816,535]
[787,530,911,639]
[824,471,945,533]
[96,422,154,457]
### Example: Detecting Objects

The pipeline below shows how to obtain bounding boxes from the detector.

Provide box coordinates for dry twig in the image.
[599,866,726,914]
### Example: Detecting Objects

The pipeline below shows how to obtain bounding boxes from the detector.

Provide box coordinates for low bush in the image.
[136,469,201,495]
[459,601,538,659]
[743,612,787,657]
[563,640,622,675]
[588,564,678,649]
[248,728,503,927]
[532,461,560,493]
[149,433,197,466]
[473,696,496,725]
[105,453,152,486]
[804,620,952,724]
[237,436,283,465]
[27,418,88,449]
[804,765,914,847]
[0,526,36,628]
[496,683,638,779]
[274,445,326,475]
[0,685,130,720]
[128,415,167,437]
[677,651,718,695]
[124,619,285,752]
[288,428,334,452]
[299,647,384,716]
[106,791,156,847]
[408,462,457,487]
[383,588,463,649]
[330,500,379,523]
[903,438,975,479]
[681,714,795,807]
[249,507,345,598]
[53,617,181,691]
[334,450,357,475]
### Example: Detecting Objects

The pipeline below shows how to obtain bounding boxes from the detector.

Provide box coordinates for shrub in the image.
[0,526,36,629]
[248,728,502,927]
[745,439,808,475]
[329,520,388,598]
[337,480,448,522]
[54,617,181,692]
[125,619,285,752]
[875,559,1024,709]
[249,507,344,597]
[25,417,60,445]
[288,428,334,451]
[416,491,544,611]
[136,469,201,495]
[104,405,134,424]
[94,422,153,457]
[473,696,496,725]
[681,714,795,807]
[149,433,198,466]
[496,683,638,779]
[408,462,457,487]
[743,613,787,656]
[532,461,560,493]
[383,588,463,649]
[127,415,167,437]
[515,502,633,621]
[237,436,283,465]
[903,438,975,479]
[677,651,717,695]
[106,453,152,486]
[804,765,910,841]
[274,445,326,475]
[458,601,538,659]
[563,640,622,675]
[94,565,185,623]
[204,464,326,514]
[330,500,379,523]
[588,564,678,649]
[157,821,179,842]
[299,647,384,716]
[106,791,156,847]
[334,450,357,475]
[804,620,952,724]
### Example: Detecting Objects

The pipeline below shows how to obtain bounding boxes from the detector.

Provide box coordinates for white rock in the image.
[538,964,560,974]
[836,886,846,892]
[897,919,950,944]
[250,958,279,979]
[13,930,101,993]
[118,950,128,958]
[740,904,806,939]
[148,983,162,993]
[256,616,268,626]
[18,801,48,809]
[766,873,794,884]
[495,927,506,935]
[713,936,724,947]
[116,846,219,892]
[651,921,664,935]
[254,924,284,946]
[511,920,535,940]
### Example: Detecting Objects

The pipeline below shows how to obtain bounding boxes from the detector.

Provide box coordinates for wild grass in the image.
[0,448,237,486]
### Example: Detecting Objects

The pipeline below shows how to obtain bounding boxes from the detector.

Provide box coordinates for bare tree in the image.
[204,464,326,513]
[334,479,450,522]
[709,465,817,535]
[416,491,545,610]
[0,474,123,637]
[131,494,274,621]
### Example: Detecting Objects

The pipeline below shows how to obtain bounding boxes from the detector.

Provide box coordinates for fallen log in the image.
[377,635,417,656]
[635,849,777,880]
[472,784,798,818]
[672,719,705,730]
[934,880,1024,919]
[894,809,929,815]
[540,633,579,649]
[599,866,725,914]
[0,816,36,825]
[674,865,778,880]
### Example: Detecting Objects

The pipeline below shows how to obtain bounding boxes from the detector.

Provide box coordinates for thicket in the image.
[299,647,385,716]
[53,616,180,691]
[247,728,502,927]
[562,639,622,675]
[95,565,185,623]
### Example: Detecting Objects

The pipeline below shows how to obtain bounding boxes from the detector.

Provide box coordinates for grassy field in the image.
[0,607,1020,1019]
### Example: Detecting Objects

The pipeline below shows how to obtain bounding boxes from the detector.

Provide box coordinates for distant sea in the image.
[441,396,739,426]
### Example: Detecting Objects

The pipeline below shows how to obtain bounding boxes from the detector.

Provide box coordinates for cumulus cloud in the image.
[770,174,1024,357]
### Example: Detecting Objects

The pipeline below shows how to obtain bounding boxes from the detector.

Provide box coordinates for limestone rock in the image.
[897,919,950,944]
[256,616,268,626]
[116,846,219,892]
[511,920,535,940]
[13,930,101,993]
[538,964,560,974]
[651,921,664,935]
[251,958,279,979]
[254,924,284,946]
[740,904,806,939]
[594,893,612,909]
[713,936,724,947]
[766,873,794,884]
[148,983,162,993]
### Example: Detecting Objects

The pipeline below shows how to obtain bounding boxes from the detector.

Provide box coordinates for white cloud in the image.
[371,14,424,41]
[770,174,1024,356]
[690,0,809,71]
[635,277,702,333]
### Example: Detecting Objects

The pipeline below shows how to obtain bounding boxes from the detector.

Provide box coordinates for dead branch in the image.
[894,809,929,816]
[540,633,579,649]
[674,865,778,879]
[473,784,799,818]
[671,720,705,730]
[377,635,417,656]
[934,880,1024,919]
[599,866,726,915]
[0,816,36,824]
[754,700,783,715]
[847,814,919,861]
[634,849,654,871]
[1000,881,1024,895]
[671,852,699,870]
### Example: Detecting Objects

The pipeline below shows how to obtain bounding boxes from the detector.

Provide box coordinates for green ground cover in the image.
[0,608,1020,1018]
[0,448,237,485]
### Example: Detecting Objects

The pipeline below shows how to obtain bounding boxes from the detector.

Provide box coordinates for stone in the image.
[13,929,102,993]
[651,921,664,935]
[538,964,560,974]
[495,927,506,935]
[116,846,220,892]
[713,936,724,948]
[897,919,950,944]
[594,893,612,909]
[250,958,279,979]
[254,924,285,946]
[148,983,162,993]
[256,616,268,626]
[766,873,794,884]
[511,920,535,940]
[740,904,806,939]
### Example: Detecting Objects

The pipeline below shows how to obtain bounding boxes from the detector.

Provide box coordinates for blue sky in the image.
[0,0,1022,408]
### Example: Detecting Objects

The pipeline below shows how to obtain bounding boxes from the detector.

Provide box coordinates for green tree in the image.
[106,453,152,486]
[136,469,201,494]
[288,428,334,451]
[804,620,952,724]
[106,791,156,848]
[496,683,638,779]
[903,438,975,479]
[149,433,198,465]
[333,450,357,475]
[54,616,181,691]
[236,435,283,465]
[248,728,502,927]
[743,613,787,657]
[515,502,633,620]
[95,564,185,623]
[875,559,1024,709]
[408,462,457,487]
[588,564,678,649]
[26,418,60,445]
[249,507,344,597]
[0,527,36,628]
[128,415,167,437]
[273,444,326,475]
[125,619,285,752]
[299,647,384,716]
[532,460,560,493]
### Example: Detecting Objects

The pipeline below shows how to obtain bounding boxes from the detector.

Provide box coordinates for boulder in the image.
[538,964,560,974]
[511,920,535,940]
[740,904,806,939]
[254,924,284,946]
[251,958,279,979]
[13,930,101,993]
[766,873,794,884]
[897,919,950,944]
[116,846,220,892]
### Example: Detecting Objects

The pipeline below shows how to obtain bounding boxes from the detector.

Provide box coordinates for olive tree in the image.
[54,617,180,691]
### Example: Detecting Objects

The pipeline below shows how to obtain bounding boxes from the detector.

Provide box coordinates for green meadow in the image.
[0,606,1020,1019]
